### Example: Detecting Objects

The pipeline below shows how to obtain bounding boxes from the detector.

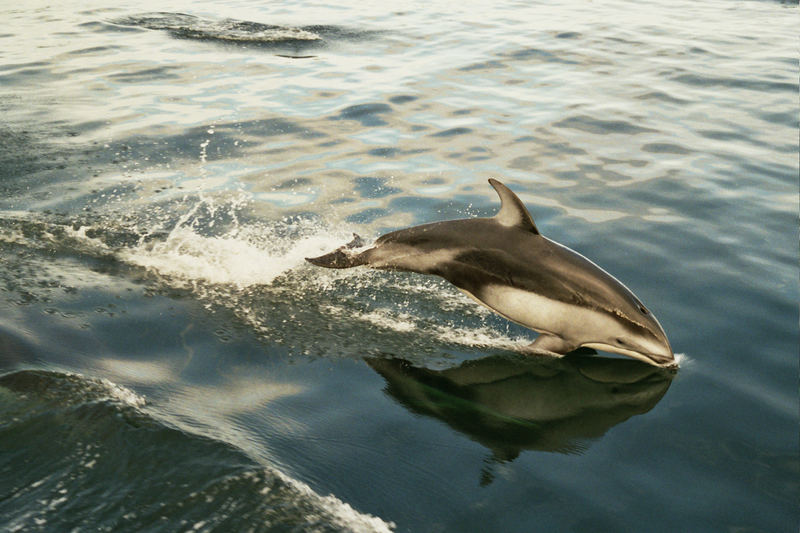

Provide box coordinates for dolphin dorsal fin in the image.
[488,178,539,234]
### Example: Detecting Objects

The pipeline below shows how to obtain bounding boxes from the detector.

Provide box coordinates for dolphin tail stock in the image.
[305,234,370,269]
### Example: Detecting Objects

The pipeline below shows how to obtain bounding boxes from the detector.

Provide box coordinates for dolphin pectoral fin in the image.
[525,334,577,357]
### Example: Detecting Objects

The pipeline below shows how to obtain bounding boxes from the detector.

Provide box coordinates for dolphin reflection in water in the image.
[367,353,674,484]
[308,179,675,367]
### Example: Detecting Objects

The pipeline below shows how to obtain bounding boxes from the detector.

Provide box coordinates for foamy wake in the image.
[106,196,522,351]
[273,470,396,533]
[332,306,531,350]
[119,223,352,289]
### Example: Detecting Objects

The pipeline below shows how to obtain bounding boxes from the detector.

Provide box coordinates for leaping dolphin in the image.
[306,179,674,367]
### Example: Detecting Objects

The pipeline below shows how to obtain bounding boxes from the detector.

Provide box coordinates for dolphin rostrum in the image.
[306,179,674,367]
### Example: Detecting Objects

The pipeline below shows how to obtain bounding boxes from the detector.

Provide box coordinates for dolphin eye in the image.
[616,338,627,346]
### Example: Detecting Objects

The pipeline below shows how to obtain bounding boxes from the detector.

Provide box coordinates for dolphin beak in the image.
[645,330,675,368]
[638,310,675,368]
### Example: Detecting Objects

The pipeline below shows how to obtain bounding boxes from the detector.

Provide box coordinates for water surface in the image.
[1,1,797,531]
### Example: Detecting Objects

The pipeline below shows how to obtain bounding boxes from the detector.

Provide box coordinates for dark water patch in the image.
[430,126,472,138]
[459,60,506,72]
[367,147,400,157]
[592,156,650,172]
[367,147,429,158]
[0,67,58,85]
[737,160,797,185]
[508,155,538,171]
[0,60,49,72]
[696,128,749,142]
[345,207,390,224]
[635,90,689,105]
[672,73,796,93]
[0,123,115,204]
[541,140,587,156]
[695,128,775,152]
[686,46,730,59]
[504,47,578,65]
[0,327,39,371]
[388,94,417,105]
[555,31,581,39]
[334,102,392,127]
[553,116,657,135]
[561,163,633,185]
[317,139,343,148]
[758,109,799,129]
[642,142,691,155]
[354,178,402,199]
[109,65,182,82]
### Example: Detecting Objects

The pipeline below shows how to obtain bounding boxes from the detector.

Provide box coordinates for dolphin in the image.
[306,179,674,367]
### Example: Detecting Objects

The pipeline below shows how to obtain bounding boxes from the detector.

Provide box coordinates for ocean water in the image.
[0,0,797,531]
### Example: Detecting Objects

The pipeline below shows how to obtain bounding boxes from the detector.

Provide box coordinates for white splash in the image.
[120,223,351,289]
[97,377,147,408]
[352,309,419,333]
[337,305,531,350]
[432,323,532,351]
[272,469,396,533]
[673,352,691,368]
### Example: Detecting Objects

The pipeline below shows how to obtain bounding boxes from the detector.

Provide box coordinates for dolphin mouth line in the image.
[581,343,675,368]
[629,352,677,368]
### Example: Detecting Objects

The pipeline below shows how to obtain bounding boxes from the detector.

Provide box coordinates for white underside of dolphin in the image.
[307,179,675,367]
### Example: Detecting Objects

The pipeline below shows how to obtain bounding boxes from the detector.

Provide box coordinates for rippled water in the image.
[1,1,797,531]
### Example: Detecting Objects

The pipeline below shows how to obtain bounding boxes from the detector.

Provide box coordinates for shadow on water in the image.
[367,352,674,485]
[111,12,382,55]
